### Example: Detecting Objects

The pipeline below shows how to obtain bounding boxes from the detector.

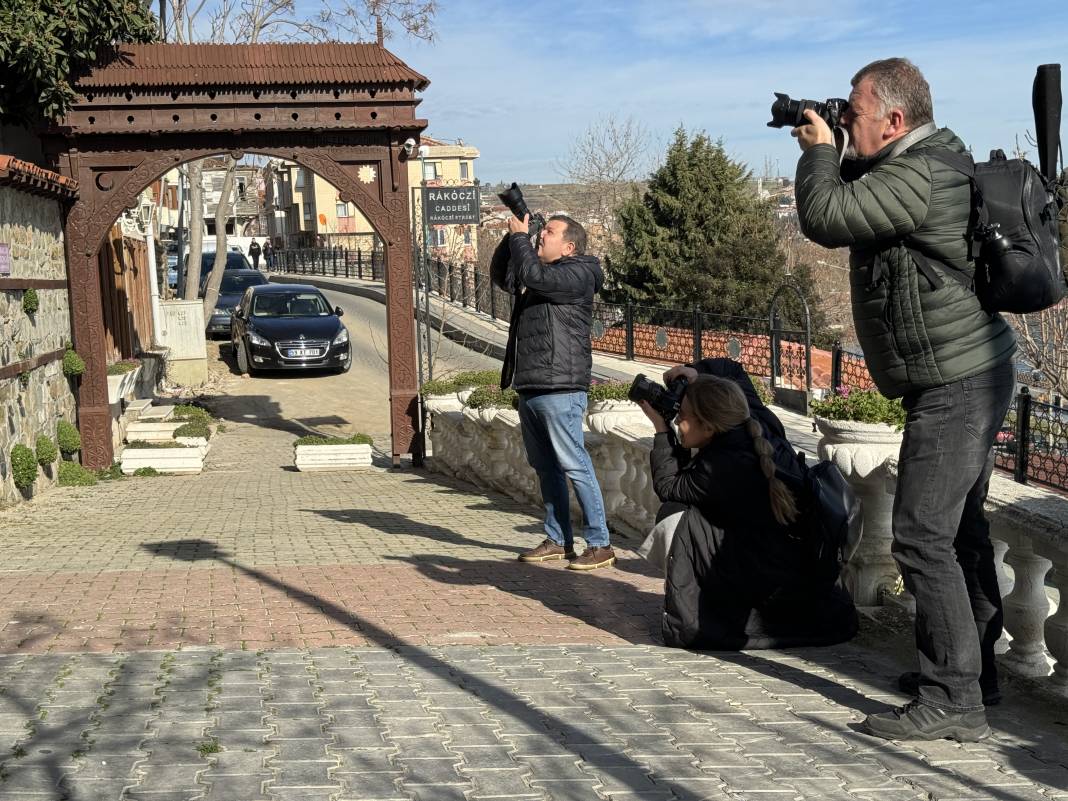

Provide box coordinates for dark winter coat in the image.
[795,127,1016,398]
[248,241,262,259]
[491,233,604,393]
[655,359,858,649]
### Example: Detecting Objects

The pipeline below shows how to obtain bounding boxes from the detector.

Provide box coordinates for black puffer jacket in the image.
[491,233,604,393]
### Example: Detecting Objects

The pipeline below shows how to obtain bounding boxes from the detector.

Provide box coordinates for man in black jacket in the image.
[491,214,615,570]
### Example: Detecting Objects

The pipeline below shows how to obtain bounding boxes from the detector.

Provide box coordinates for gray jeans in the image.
[891,361,1015,711]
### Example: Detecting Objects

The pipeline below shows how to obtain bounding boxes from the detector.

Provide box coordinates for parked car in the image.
[231,284,350,375]
[179,250,253,296]
[205,269,270,336]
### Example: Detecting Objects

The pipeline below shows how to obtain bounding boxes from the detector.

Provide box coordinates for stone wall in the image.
[0,184,76,507]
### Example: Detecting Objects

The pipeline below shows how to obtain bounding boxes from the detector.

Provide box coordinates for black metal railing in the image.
[831,342,1068,493]
[272,247,385,282]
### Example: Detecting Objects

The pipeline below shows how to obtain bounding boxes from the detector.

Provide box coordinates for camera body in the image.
[498,182,546,242]
[767,93,849,130]
[628,373,689,421]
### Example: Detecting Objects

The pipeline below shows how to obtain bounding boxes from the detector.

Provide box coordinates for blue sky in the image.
[380,0,1068,184]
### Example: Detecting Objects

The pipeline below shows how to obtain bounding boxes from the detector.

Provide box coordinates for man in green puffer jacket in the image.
[793,58,1016,742]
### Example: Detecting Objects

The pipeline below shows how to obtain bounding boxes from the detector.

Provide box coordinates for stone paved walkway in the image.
[1,395,1067,799]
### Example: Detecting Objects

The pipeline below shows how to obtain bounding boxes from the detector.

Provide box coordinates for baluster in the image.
[991,537,1012,655]
[1042,564,1068,692]
[1000,538,1053,677]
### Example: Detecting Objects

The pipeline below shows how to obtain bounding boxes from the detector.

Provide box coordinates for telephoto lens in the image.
[498,183,532,221]
[767,93,848,129]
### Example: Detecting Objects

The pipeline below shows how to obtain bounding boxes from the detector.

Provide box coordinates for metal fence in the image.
[831,342,1068,493]
[272,247,385,282]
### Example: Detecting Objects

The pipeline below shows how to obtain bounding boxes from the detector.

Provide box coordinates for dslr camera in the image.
[767,92,849,129]
[498,182,547,242]
[628,373,689,421]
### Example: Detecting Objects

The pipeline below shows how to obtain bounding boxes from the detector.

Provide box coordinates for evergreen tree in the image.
[609,127,821,327]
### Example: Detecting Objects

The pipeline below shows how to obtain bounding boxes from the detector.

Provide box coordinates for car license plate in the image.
[287,348,321,357]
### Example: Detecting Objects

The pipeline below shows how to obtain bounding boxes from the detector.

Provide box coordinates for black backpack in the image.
[922,149,1066,314]
[783,453,862,583]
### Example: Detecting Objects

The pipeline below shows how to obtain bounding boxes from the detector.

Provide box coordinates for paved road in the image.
[208,286,501,446]
[0,293,1066,799]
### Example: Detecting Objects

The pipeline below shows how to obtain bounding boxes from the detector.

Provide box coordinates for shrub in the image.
[106,359,140,375]
[133,467,161,477]
[10,444,37,489]
[62,349,85,378]
[35,436,58,466]
[751,376,774,407]
[18,371,30,388]
[172,403,213,423]
[21,289,39,315]
[419,370,501,397]
[587,381,632,403]
[173,421,211,440]
[126,440,193,449]
[97,463,124,481]
[294,433,373,447]
[810,387,906,430]
[56,420,81,455]
[58,461,97,486]
[419,378,458,397]
[464,386,519,410]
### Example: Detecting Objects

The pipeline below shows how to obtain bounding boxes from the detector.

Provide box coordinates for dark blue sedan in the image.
[205,270,269,335]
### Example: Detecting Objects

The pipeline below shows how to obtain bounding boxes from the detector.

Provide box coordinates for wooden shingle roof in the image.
[80,43,429,90]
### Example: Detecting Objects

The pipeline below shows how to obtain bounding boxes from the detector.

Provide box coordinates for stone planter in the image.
[107,365,142,406]
[586,399,645,435]
[295,443,373,472]
[814,416,905,606]
[126,421,184,443]
[423,393,464,414]
[121,445,205,475]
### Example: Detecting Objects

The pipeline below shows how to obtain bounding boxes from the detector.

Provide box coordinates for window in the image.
[237,179,247,200]
[295,169,305,189]
[433,228,446,246]
[303,205,313,223]
[459,162,469,180]
[336,202,351,218]
[422,161,438,181]
[463,227,472,245]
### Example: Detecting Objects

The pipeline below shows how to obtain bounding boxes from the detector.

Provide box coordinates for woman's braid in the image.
[745,418,799,526]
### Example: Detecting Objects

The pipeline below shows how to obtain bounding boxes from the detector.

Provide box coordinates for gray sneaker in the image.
[864,700,990,742]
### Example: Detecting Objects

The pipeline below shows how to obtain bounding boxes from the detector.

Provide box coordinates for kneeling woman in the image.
[638,358,858,650]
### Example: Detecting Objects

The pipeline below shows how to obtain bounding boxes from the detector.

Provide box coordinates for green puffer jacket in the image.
[796,127,1016,398]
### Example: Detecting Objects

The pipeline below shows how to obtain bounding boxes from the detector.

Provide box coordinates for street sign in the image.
[422,186,480,225]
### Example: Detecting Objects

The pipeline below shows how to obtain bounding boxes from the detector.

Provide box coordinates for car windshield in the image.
[220,273,267,293]
[195,252,252,270]
[251,292,330,317]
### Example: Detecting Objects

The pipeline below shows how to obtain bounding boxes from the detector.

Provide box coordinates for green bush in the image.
[21,289,39,315]
[62,349,85,378]
[587,381,632,403]
[132,467,161,477]
[810,388,906,429]
[419,369,501,397]
[56,420,81,455]
[35,436,58,466]
[106,359,140,375]
[18,371,30,388]
[125,440,193,449]
[58,461,97,486]
[97,463,124,481]
[172,403,213,423]
[294,433,373,447]
[419,378,459,397]
[173,421,211,440]
[464,386,519,410]
[751,376,774,407]
[10,444,37,489]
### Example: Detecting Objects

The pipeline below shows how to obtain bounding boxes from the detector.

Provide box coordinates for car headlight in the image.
[248,331,270,347]
[332,327,349,347]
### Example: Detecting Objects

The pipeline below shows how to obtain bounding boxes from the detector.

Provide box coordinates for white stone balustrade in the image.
[426,394,1068,696]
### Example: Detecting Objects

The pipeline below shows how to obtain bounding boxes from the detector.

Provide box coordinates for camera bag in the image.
[783,453,862,583]
[911,149,1066,314]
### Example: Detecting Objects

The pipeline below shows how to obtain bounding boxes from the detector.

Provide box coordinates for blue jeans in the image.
[518,391,611,549]
[891,362,1015,711]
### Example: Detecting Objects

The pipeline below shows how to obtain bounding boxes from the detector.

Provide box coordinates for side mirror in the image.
[335,306,344,317]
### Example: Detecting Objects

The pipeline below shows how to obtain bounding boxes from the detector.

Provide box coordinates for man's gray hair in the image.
[852,58,933,128]
[549,215,588,256]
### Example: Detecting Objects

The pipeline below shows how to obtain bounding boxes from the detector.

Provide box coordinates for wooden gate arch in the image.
[40,43,429,469]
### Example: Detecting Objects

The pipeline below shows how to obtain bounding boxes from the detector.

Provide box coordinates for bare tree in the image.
[556,115,650,253]
[201,156,238,319]
[1007,306,1068,399]
[182,160,206,300]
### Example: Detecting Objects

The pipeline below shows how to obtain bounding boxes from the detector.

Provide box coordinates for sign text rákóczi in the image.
[423,186,481,225]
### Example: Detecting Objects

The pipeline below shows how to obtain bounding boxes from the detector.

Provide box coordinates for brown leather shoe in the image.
[518,538,576,562]
[568,546,616,571]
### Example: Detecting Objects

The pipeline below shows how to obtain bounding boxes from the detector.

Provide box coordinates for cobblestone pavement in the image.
[1,342,1067,798]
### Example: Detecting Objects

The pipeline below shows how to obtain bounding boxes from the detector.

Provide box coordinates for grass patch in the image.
[294,432,373,447]
[126,440,194,449]
[172,403,214,423]
[196,739,221,756]
[173,421,211,440]
[58,461,97,487]
[133,467,161,477]
[464,385,519,410]
[97,463,124,481]
[587,380,631,402]
[106,359,140,375]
